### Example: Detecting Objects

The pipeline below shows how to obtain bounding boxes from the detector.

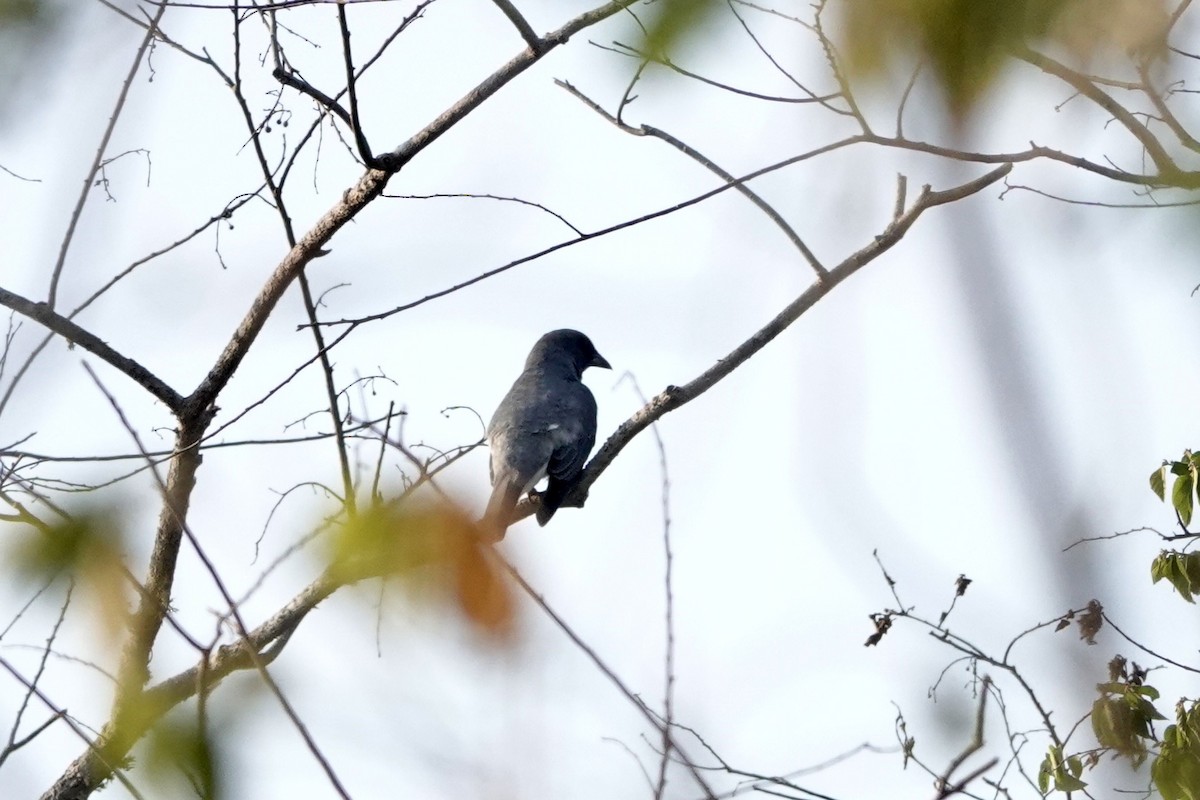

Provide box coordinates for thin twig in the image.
[501,558,719,800]
[1101,611,1200,674]
[48,2,168,310]
[336,2,377,166]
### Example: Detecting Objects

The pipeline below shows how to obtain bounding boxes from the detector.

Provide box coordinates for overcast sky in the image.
[2,1,1199,798]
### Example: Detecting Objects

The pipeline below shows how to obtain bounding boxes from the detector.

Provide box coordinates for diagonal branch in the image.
[556,78,827,276]
[0,286,185,412]
[512,164,1014,522]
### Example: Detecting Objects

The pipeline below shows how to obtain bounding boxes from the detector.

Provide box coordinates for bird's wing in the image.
[545,417,595,482]
[535,378,596,479]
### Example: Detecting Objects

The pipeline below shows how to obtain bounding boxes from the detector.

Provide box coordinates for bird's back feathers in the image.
[484,330,608,537]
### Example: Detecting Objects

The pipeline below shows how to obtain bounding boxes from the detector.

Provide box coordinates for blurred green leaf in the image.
[639,0,723,61]
[0,0,39,23]
[7,509,130,634]
[0,0,61,116]
[144,717,220,800]
[838,0,1169,120]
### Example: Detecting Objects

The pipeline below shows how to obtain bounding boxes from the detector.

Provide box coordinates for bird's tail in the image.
[482,481,522,541]
[535,477,572,527]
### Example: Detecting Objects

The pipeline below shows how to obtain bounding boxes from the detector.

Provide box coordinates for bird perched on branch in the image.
[484,329,610,539]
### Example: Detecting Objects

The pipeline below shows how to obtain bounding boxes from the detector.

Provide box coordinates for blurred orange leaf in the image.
[328,498,517,643]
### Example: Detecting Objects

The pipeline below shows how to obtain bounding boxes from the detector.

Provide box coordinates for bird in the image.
[483,329,610,538]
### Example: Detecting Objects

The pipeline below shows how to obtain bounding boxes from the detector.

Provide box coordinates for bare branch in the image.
[1013,45,1179,178]
[0,286,185,412]
[3,656,149,800]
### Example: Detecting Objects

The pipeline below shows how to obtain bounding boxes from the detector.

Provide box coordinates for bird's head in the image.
[526,329,611,377]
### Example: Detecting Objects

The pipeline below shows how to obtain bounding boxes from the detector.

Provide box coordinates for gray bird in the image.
[484,329,610,537]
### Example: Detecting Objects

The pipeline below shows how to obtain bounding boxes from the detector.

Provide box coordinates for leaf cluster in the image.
[1151,551,1200,603]
[1150,451,1200,527]
[1091,679,1164,766]
[1154,701,1200,800]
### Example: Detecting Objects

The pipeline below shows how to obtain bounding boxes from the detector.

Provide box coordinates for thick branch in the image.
[41,571,336,800]
[0,286,184,412]
[39,418,207,800]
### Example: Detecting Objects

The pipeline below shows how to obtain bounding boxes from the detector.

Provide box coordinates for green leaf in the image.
[1152,552,1169,584]
[1038,752,1052,794]
[1175,472,1195,525]
[1154,703,1200,800]
[1186,552,1200,591]
[1152,465,1169,500]
[1158,553,1197,603]
[1138,697,1168,721]
[1134,684,1162,701]
[1057,772,1088,793]
[326,499,518,642]
[1040,745,1089,794]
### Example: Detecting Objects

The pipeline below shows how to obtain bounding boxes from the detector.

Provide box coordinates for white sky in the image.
[2,1,1199,798]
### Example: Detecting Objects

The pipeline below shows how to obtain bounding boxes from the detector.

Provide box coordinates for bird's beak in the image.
[591,352,612,370]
